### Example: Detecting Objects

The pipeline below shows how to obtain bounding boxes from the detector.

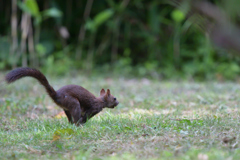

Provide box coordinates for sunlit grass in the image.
[1,72,240,159]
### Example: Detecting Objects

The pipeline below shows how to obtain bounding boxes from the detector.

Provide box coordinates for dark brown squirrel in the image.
[5,67,119,125]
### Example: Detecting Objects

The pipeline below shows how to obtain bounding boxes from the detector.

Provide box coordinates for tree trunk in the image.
[75,0,94,60]
[20,13,30,67]
[10,0,18,68]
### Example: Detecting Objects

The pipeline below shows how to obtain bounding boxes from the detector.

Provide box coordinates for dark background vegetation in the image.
[1,0,240,80]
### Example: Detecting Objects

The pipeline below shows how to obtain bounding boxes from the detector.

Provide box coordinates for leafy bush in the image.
[1,0,240,80]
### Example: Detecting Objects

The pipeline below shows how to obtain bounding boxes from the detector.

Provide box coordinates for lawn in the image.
[1,72,240,160]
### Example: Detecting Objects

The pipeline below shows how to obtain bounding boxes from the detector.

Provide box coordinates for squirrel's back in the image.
[6,67,57,101]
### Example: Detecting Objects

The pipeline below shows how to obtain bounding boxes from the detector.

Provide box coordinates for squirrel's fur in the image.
[5,67,119,125]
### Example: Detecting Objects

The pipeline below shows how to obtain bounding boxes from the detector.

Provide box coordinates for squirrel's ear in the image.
[106,89,111,96]
[100,88,105,96]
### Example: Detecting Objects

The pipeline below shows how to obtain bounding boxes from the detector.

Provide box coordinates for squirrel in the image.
[5,67,119,125]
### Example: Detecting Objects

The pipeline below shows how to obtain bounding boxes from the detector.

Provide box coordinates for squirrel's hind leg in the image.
[64,98,82,126]
[64,110,73,124]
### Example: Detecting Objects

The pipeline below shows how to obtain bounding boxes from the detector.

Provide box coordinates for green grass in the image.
[1,73,240,160]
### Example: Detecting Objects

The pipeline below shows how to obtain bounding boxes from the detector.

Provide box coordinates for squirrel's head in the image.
[100,88,119,108]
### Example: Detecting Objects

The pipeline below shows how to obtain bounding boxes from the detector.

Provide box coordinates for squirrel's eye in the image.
[114,98,116,101]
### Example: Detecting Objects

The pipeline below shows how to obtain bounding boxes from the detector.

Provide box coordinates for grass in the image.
[1,72,240,159]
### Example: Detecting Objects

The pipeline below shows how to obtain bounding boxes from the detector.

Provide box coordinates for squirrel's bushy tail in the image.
[6,67,57,101]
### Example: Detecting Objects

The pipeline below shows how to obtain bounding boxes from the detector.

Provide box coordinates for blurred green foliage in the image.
[0,0,240,80]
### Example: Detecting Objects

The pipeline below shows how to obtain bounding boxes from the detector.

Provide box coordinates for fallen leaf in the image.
[56,128,74,135]
[142,133,149,137]
[223,137,236,144]
[51,135,61,143]
[54,111,66,119]
[24,145,42,154]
